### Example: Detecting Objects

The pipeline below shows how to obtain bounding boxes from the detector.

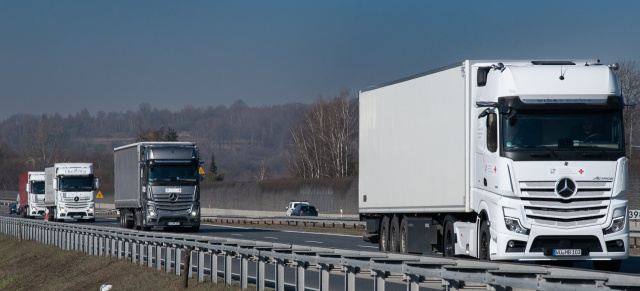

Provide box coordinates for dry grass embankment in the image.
[0,234,253,291]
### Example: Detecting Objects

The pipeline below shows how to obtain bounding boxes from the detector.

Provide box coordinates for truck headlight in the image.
[504,217,530,235]
[604,207,627,235]
[59,207,66,213]
[190,205,199,216]
[147,203,156,216]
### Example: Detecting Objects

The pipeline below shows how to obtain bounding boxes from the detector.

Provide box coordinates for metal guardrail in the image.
[2,216,640,291]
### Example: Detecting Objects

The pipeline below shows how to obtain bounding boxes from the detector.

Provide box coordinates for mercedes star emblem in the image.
[169,193,178,201]
[555,177,577,198]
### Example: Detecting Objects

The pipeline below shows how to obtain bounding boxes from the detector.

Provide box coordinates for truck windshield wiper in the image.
[511,145,561,159]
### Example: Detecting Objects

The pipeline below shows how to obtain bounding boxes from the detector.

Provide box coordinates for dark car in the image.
[291,204,318,217]
[8,203,17,214]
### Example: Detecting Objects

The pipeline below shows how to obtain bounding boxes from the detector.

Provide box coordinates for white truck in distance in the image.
[18,171,45,218]
[359,60,629,271]
[45,163,98,222]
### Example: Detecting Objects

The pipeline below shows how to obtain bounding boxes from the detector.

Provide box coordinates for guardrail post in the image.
[147,242,153,268]
[210,251,218,283]
[344,266,358,291]
[112,238,117,258]
[104,237,110,256]
[296,261,307,291]
[373,270,386,291]
[318,263,331,291]
[175,248,182,276]
[93,235,99,256]
[275,258,285,291]
[139,243,146,267]
[240,253,249,289]
[118,239,124,259]
[84,233,89,253]
[188,249,194,278]
[132,241,138,264]
[257,256,266,291]
[74,233,80,251]
[156,244,162,271]
[165,246,172,273]
[443,279,460,291]
[198,250,205,282]
[18,221,22,242]
[99,236,104,256]
[224,251,232,285]
[406,274,420,291]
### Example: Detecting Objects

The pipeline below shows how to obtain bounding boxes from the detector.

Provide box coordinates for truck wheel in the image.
[390,216,401,253]
[594,260,622,272]
[119,210,124,228]
[479,220,491,260]
[400,216,409,254]
[134,210,142,230]
[379,216,390,252]
[443,221,455,258]
[125,210,134,229]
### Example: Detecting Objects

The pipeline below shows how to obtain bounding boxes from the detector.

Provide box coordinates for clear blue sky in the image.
[1,1,639,120]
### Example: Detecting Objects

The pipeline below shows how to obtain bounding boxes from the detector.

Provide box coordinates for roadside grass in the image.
[0,233,254,291]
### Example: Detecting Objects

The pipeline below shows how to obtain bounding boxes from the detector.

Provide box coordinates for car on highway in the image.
[285,201,309,216]
[8,203,17,214]
[291,204,318,217]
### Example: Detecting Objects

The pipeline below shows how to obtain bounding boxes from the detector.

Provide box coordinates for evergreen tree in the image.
[209,152,218,174]
[165,127,178,141]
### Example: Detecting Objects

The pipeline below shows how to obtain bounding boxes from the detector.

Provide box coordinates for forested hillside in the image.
[0,100,309,191]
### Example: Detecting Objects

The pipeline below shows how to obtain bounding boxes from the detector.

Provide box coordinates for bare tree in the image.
[615,60,640,158]
[288,90,358,179]
[20,114,65,168]
[254,160,269,181]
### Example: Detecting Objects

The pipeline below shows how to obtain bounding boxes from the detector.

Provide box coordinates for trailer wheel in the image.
[479,220,491,260]
[443,221,455,258]
[379,216,390,252]
[400,216,409,254]
[119,210,124,228]
[390,216,401,253]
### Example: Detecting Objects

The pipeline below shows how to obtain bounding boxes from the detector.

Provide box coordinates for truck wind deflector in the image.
[476,102,516,119]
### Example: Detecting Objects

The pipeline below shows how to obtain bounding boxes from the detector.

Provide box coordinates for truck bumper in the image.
[490,225,629,261]
[145,210,200,227]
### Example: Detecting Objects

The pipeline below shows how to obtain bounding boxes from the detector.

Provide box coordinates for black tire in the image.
[593,260,622,272]
[134,210,142,230]
[191,226,200,233]
[86,218,95,223]
[21,208,27,218]
[119,210,125,228]
[479,220,491,261]
[125,209,134,229]
[379,215,390,252]
[390,215,401,253]
[400,216,409,254]
[443,221,455,258]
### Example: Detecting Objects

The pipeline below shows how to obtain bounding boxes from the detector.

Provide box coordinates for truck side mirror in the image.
[26,184,31,193]
[53,178,58,190]
[94,178,99,189]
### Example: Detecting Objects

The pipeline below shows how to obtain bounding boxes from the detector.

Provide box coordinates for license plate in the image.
[167,222,180,226]
[553,249,581,256]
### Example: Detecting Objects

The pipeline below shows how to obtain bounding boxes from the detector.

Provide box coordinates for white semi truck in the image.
[114,142,201,232]
[44,163,98,222]
[18,171,45,218]
[359,60,629,271]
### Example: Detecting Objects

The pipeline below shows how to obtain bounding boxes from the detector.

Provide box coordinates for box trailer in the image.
[359,60,629,271]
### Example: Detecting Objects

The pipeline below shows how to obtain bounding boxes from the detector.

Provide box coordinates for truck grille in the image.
[153,193,194,203]
[155,202,191,212]
[519,181,612,228]
[62,197,91,209]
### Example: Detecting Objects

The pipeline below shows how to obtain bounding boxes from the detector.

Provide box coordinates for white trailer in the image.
[44,163,98,222]
[359,60,629,271]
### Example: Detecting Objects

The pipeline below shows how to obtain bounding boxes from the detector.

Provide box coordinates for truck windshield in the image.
[148,165,198,184]
[502,111,623,153]
[31,181,45,194]
[59,177,95,191]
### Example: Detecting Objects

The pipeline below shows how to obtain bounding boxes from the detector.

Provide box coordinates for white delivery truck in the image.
[18,171,45,218]
[45,163,98,222]
[114,142,201,232]
[359,60,629,271]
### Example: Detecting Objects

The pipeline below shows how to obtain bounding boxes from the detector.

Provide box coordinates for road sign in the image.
[199,167,205,175]
[96,191,104,199]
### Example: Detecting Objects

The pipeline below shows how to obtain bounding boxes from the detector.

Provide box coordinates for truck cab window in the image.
[487,113,497,152]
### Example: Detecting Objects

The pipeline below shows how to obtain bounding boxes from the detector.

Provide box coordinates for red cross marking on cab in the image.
[579,169,584,174]
[494,166,497,173]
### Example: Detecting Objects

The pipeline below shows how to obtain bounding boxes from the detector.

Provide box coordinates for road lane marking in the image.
[231,234,242,236]
[358,245,378,249]
[264,237,279,240]
[305,240,323,244]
